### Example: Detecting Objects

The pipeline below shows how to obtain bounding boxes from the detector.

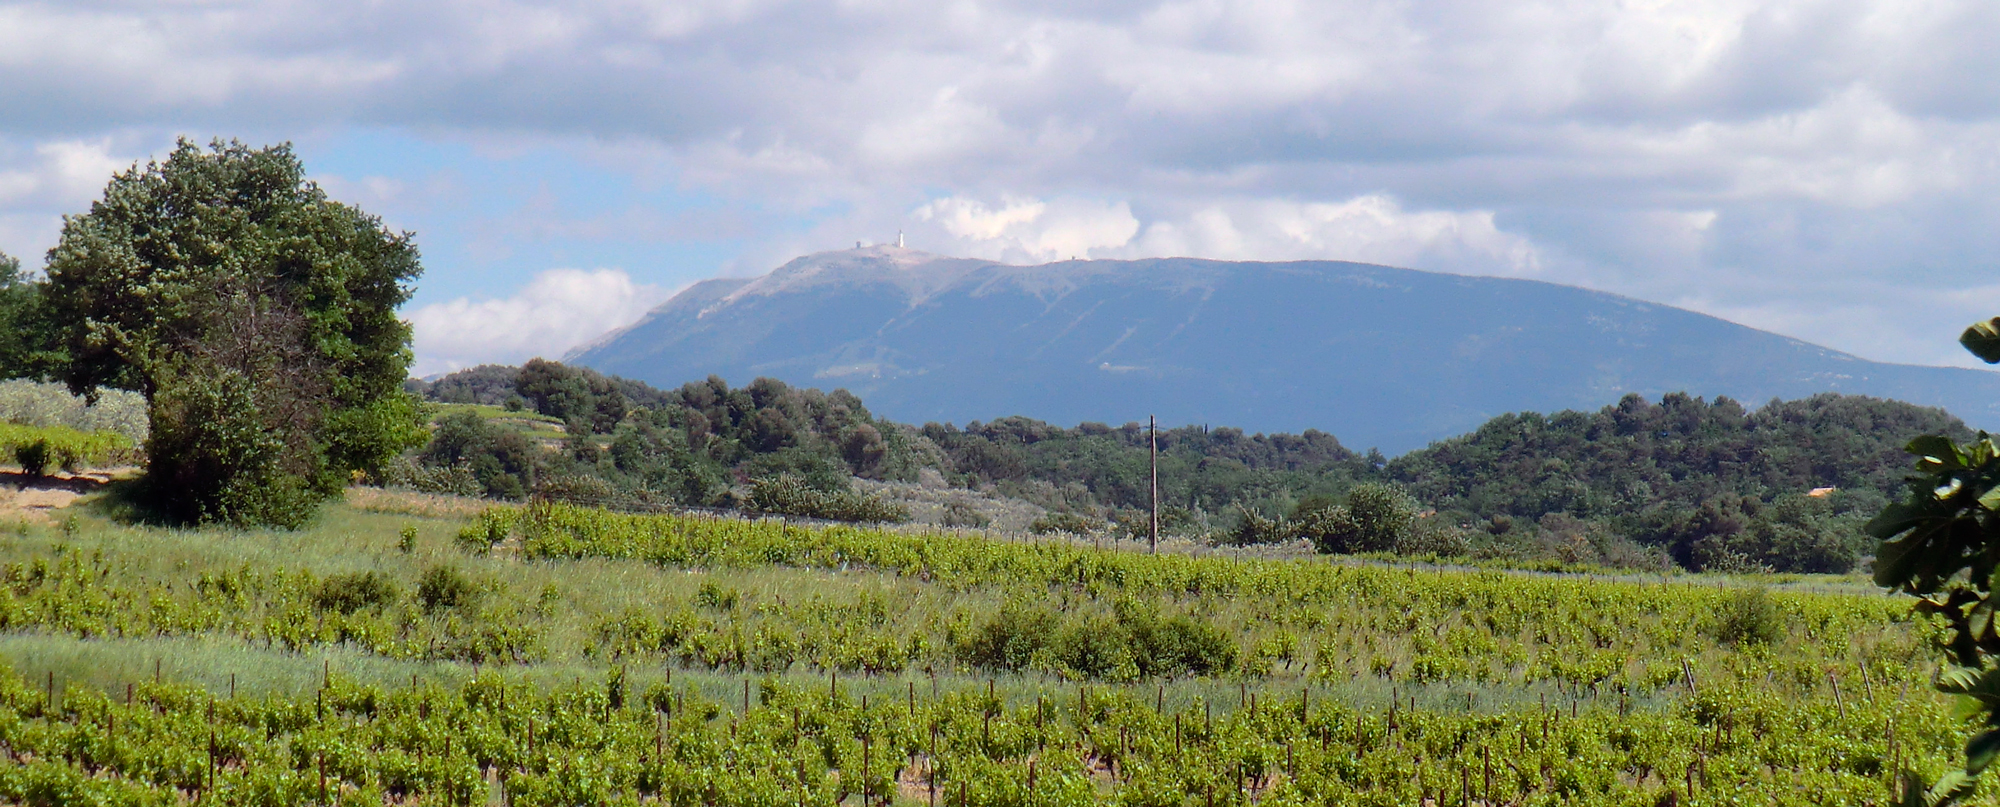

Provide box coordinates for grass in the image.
[0,486,1971,804]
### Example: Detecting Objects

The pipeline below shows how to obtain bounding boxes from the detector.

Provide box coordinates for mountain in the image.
[567,246,2000,453]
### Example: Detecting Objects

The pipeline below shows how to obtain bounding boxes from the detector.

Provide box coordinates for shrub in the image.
[397,525,418,554]
[0,423,137,473]
[957,605,1059,671]
[454,509,518,554]
[745,475,911,523]
[13,440,48,478]
[694,581,740,611]
[1229,505,1292,545]
[417,565,481,613]
[1052,616,1135,680]
[1123,607,1237,677]
[1029,511,1100,535]
[940,501,992,529]
[314,571,400,614]
[1713,586,1784,646]
[536,474,621,507]
[1393,524,1471,557]
[1341,483,1420,553]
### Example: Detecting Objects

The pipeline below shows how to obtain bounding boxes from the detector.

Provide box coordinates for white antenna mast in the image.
[897,230,904,249]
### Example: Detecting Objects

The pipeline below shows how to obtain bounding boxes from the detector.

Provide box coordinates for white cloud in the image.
[913,195,1139,263]
[406,268,671,376]
[2,0,2000,369]
[1125,196,1542,275]
[907,192,1539,275]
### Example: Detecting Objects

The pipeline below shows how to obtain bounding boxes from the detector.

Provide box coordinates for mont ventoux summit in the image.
[567,244,2000,453]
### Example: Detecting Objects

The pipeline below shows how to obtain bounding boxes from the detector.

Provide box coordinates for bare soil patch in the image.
[0,469,119,524]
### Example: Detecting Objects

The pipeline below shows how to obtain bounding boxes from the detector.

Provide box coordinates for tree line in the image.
[399,357,1961,574]
[0,137,1969,578]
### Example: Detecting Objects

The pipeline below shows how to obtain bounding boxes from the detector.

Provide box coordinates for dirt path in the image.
[0,469,118,524]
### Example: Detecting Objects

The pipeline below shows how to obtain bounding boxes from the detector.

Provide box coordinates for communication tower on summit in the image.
[897,230,904,248]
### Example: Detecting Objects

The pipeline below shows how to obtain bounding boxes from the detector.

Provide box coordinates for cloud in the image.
[1,0,1999,370]
[913,195,1139,262]
[909,192,1540,275]
[405,268,671,376]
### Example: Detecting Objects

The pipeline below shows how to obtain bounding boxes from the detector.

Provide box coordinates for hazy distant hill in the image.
[568,246,2000,453]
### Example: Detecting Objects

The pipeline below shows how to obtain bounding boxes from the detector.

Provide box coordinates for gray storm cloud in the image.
[0,0,1997,369]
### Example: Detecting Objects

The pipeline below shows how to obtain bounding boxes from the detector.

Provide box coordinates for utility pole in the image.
[1150,414,1159,554]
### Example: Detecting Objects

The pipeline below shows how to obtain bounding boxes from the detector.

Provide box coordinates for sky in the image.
[1,0,1997,377]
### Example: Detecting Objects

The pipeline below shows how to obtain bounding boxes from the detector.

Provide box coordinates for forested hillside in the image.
[1387,392,1967,573]
[401,361,1961,574]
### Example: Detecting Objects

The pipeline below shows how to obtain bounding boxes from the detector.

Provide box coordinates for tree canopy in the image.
[41,139,426,526]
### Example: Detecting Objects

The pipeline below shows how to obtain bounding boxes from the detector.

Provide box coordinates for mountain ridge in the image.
[568,248,2000,453]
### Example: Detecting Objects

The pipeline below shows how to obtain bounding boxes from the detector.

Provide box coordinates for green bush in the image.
[0,422,137,473]
[1124,610,1237,677]
[12,440,48,478]
[1029,510,1100,535]
[745,475,910,523]
[957,604,1059,671]
[1228,504,1292,545]
[417,565,481,613]
[1713,586,1785,646]
[313,571,400,614]
[940,500,991,529]
[1052,615,1135,680]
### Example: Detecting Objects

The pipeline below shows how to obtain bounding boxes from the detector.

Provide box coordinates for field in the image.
[0,489,1972,805]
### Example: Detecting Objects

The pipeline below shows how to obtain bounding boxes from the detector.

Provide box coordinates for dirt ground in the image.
[0,468,121,524]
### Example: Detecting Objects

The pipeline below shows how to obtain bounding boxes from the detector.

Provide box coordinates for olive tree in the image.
[42,139,425,526]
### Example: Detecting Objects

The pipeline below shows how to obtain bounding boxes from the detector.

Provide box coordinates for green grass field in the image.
[0,489,1971,805]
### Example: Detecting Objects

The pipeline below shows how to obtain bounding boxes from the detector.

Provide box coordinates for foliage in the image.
[40,139,426,526]
[0,494,1982,805]
[0,250,57,381]
[408,363,1939,575]
[745,475,911,523]
[419,411,541,500]
[1867,316,2000,806]
[1712,586,1785,646]
[416,565,481,612]
[313,571,401,615]
[0,422,137,473]
[924,418,1371,518]
[0,379,148,442]
[940,500,991,529]
[1390,392,1951,572]
[1030,510,1101,535]
[11,440,48,478]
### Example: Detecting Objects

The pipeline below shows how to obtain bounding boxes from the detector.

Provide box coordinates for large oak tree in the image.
[43,139,425,526]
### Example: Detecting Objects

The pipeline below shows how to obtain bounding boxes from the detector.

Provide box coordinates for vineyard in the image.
[0,495,1976,805]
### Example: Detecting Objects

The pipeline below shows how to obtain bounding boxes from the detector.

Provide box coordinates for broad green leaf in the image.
[1876,534,1931,589]
[1912,434,1969,470]
[1980,486,2000,512]
[1964,318,2000,364]
[1869,502,1928,540]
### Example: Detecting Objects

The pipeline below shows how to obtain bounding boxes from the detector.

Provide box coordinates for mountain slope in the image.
[569,246,2000,453]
